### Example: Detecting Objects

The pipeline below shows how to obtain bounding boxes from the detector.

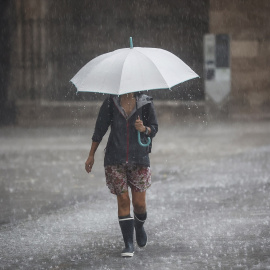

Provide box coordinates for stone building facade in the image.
[1,0,207,125]
[0,0,269,125]
[209,0,270,118]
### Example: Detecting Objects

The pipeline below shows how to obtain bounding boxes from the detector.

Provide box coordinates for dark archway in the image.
[49,0,209,101]
[0,0,15,125]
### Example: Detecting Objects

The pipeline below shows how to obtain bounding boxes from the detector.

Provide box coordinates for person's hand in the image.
[85,155,94,173]
[135,116,146,132]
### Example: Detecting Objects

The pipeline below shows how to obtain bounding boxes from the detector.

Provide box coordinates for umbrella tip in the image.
[130,37,133,49]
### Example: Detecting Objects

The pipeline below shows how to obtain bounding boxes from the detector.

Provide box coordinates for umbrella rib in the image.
[99,49,130,94]
[118,48,170,94]
[133,48,170,89]
[135,48,199,90]
[75,49,127,94]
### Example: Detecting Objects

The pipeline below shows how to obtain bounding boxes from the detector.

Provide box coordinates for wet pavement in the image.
[1,119,270,269]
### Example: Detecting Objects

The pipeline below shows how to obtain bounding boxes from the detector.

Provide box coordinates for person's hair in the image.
[134,91,143,97]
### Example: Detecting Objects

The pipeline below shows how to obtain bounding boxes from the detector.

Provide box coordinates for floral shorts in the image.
[105,164,151,195]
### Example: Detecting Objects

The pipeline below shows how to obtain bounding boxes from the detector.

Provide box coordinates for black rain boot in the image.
[119,216,134,257]
[134,212,147,248]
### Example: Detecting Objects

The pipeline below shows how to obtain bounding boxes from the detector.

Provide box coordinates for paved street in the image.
[0,119,270,269]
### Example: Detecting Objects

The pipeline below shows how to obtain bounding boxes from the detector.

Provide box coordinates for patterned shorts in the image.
[105,164,151,195]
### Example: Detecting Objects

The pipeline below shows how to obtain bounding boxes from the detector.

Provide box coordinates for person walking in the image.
[85,92,158,257]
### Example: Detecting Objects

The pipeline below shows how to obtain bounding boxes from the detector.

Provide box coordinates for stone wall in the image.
[3,0,270,125]
[7,0,207,104]
[209,0,270,117]
[1,0,209,125]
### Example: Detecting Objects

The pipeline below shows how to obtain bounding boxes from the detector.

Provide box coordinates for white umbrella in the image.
[70,37,199,95]
[71,38,199,147]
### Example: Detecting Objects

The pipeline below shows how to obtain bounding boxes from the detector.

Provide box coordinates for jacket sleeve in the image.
[92,97,113,142]
[146,102,158,138]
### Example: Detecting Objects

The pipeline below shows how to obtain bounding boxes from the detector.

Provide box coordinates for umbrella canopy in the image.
[70,39,199,95]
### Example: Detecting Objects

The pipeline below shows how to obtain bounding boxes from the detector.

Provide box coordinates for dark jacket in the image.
[92,94,158,167]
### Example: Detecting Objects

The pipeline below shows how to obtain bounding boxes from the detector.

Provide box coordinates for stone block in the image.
[210,3,270,39]
[247,90,270,107]
[231,41,259,58]
[22,0,43,20]
[232,57,269,72]
[232,70,269,90]
[259,42,270,56]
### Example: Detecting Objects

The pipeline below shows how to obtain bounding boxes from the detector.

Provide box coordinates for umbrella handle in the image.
[137,131,151,147]
[130,37,133,49]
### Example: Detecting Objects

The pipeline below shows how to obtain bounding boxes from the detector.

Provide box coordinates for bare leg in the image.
[117,191,131,217]
[131,189,146,214]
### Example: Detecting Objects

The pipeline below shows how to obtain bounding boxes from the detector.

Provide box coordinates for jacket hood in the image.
[136,94,153,109]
